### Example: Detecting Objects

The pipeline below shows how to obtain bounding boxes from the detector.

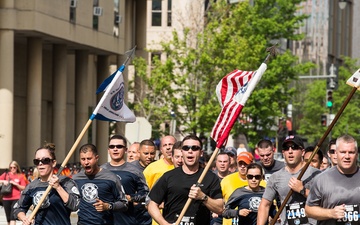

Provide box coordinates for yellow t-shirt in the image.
[220,172,267,225]
[143,158,175,189]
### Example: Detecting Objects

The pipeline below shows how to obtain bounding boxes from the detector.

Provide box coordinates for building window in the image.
[93,0,99,30]
[70,0,77,23]
[167,0,172,27]
[113,0,120,37]
[152,0,162,26]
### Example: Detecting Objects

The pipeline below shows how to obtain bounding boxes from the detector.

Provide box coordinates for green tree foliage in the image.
[132,0,313,148]
[298,57,360,144]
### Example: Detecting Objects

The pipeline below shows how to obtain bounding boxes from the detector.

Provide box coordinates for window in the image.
[167,0,172,26]
[152,0,162,26]
[151,52,161,68]
[93,0,99,29]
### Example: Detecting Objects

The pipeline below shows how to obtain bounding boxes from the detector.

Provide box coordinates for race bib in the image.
[336,204,359,225]
[176,214,196,225]
[285,202,308,225]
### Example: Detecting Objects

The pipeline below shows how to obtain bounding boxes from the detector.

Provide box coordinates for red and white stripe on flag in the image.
[216,70,255,107]
[211,100,244,148]
[211,63,267,148]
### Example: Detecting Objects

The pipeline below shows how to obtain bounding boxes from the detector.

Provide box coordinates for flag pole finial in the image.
[264,43,278,63]
[120,46,136,72]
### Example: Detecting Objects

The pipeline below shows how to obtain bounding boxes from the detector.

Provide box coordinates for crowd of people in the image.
[0,133,358,225]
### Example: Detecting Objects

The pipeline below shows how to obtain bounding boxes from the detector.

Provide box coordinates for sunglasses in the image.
[109,145,125,149]
[246,174,262,180]
[9,166,17,169]
[33,158,53,166]
[182,145,201,151]
[283,144,301,151]
[328,149,336,154]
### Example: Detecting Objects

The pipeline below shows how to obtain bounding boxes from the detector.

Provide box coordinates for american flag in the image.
[211,63,267,148]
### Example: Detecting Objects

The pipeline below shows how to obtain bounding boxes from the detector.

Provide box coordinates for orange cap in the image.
[237,152,254,164]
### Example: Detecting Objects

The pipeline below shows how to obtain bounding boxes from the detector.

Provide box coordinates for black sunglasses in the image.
[246,174,262,180]
[33,158,53,166]
[283,144,301,151]
[182,145,201,151]
[328,149,336,154]
[109,145,125,149]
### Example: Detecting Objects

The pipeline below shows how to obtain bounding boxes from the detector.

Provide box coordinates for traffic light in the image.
[326,90,333,108]
[321,114,327,126]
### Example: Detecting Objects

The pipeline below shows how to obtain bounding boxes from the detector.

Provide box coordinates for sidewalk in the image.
[0,206,78,224]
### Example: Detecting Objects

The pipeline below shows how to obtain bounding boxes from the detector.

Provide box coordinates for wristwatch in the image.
[108,203,113,210]
[201,195,208,202]
[300,187,306,196]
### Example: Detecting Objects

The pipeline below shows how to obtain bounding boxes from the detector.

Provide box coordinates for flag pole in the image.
[28,46,136,221]
[175,44,277,225]
[269,85,358,225]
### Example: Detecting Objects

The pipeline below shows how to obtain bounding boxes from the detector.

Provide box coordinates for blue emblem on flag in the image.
[110,83,124,111]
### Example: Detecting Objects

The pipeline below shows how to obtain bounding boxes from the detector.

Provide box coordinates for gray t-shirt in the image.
[257,160,285,182]
[306,166,360,225]
[263,166,321,225]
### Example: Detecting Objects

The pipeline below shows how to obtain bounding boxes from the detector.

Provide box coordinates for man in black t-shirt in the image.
[148,135,223,225]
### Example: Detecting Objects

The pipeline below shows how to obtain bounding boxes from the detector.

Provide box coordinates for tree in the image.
[297,57,360,144]
[131,0,313,148]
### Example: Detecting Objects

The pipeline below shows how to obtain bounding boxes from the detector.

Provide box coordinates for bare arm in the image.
[305,204,346,221]
[257,198,272,225]
[147,200,172,225]
[202,197,223,215]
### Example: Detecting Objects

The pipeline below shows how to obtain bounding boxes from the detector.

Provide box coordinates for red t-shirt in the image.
[0,172,28,200]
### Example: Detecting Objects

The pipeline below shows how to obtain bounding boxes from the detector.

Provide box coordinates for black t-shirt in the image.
[149,166,222,225]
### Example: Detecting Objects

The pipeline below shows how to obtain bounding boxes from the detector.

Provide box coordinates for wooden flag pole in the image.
[29,119,93,221]
[269,86,358,225]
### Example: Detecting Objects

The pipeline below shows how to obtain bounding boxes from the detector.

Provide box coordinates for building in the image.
[0,0,145,169]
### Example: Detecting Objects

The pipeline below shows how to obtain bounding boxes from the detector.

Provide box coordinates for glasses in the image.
[109,145,125,149]
[283,144,301,151]
[246,174,262,180]
[328,149,336,154]
[9,166,16,169]
[33,158,53,166]
[182,145,201,151]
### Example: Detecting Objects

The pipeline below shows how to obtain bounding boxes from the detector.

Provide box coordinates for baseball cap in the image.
[282,135,304,149]
[237,152,254,164]
[224,147,237,157]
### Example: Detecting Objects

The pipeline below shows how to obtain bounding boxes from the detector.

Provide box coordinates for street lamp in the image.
[338,0,348,10]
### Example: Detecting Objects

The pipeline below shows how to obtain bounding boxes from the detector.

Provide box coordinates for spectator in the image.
[320,155,330,171]
[0,161,28,225]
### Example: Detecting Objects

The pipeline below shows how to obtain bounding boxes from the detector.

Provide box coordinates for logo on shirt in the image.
[248,196,261,212]
[33,191,50,209]
[81,183,98,203]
